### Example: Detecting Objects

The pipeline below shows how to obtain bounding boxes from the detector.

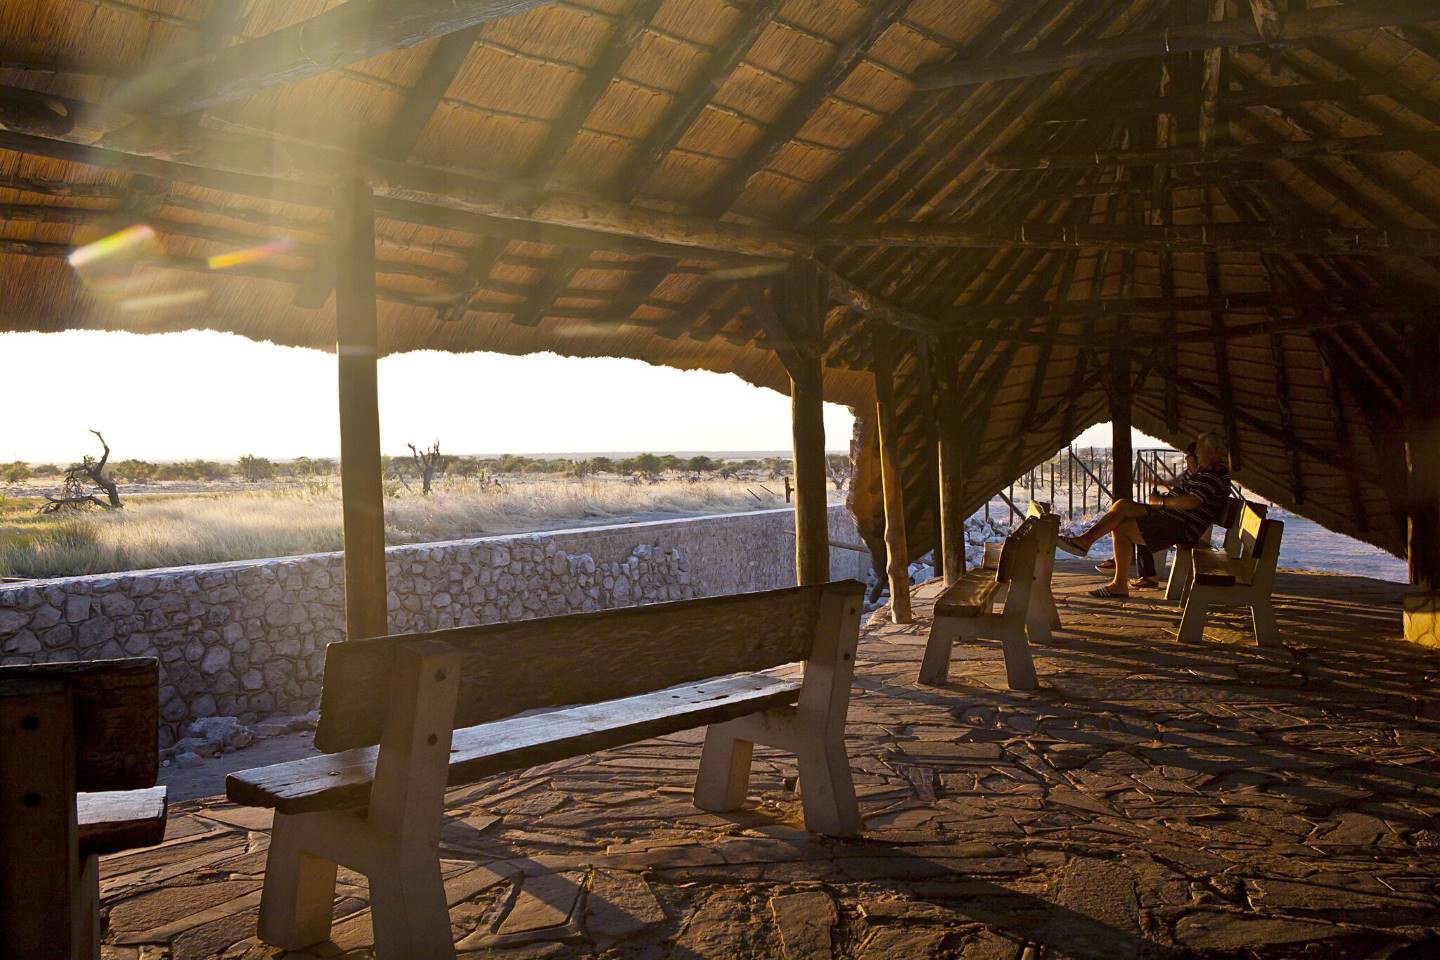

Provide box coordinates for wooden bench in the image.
[1176,508,1285,647]
[0,658,168,960]
[919,515,1054,691]
[228,580,865,959]
[1164,497,1267,601]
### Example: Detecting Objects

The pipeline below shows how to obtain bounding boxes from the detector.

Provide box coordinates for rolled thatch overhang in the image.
[2,0,1439,572]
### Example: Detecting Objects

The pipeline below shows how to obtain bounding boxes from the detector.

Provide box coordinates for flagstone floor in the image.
[100,562,1440,959]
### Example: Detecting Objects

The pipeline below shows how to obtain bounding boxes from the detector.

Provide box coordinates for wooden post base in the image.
[1403,593,1440,648]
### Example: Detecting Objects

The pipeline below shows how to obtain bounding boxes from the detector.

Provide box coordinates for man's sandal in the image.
[1088,585,1128,598]
[1056,535,1089,557]
[1130,577,1160,590]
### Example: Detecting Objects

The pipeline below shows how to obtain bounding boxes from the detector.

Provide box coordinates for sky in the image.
[0,331,858,462]
[0,330,1164,462]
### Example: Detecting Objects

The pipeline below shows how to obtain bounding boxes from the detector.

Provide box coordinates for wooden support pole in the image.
[1406,312,1440,592]
[788,265,829,587]
[872,337,912,623]
[1404,311,1440,646]
[335,177,389,641]
[791,363,828,586]
[935,340,966,586]
[914,337,945,572]
[1109,352,1134,506]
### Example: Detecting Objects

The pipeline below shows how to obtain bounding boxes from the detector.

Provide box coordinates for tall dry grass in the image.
[0,478,789,579]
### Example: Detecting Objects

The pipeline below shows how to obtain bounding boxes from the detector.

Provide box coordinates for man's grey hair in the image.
[1197,431,1228,458]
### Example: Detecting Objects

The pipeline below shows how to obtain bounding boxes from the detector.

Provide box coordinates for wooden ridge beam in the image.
[0,129,758,264]
[109,0,553,118]
[0,121,807,260]
[1036,80,1380,124]
[812,219,1440,257]
[947,289,1405,327]
[989,127,1440,172]
[911,0,1440,91]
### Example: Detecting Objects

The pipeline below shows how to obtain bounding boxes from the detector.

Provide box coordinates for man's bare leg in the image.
[1065,500,1149,553]
[1105,520,1148,595]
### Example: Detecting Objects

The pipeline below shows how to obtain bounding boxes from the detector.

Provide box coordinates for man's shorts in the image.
[1135,507,1196,551]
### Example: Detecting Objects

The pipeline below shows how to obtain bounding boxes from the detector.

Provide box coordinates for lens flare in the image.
[68,224,156,269]
[117,289,208,313]
[207,237,295,270]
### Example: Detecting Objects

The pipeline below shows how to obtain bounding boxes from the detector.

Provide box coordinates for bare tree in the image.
[41,430,122,512]
[408,441,445,495]
[826,453,852,493]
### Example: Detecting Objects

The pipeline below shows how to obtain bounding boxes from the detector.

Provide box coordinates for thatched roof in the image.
[2,0,1439,567]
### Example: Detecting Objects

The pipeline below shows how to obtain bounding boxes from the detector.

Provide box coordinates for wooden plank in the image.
[0,678,79,957]
[314,581,862,751]
[872,337,912,624]
[77,787,167,857]
[934,576,1001,618]
[112,0,553,117]
[911,0,1440,90]
[0,658,158,790]
[334,177,389,642]
[232,674,803,813]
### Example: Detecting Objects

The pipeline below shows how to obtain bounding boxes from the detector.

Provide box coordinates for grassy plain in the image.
[0,476,791,579]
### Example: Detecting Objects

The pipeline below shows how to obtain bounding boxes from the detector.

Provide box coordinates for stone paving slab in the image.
[98,564,1440,959]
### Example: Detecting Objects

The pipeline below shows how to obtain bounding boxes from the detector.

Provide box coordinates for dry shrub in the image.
[0,478,790,579]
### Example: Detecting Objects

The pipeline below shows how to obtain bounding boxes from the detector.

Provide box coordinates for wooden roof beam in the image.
[0,120,807,260]
[912,0,1440,91]
[109,0,554,119]
[988,128,1440,171]
[812,219,1440,257]
[1036,81,1384,125]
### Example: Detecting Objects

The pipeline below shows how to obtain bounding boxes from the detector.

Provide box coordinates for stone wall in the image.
[0,506,866,745]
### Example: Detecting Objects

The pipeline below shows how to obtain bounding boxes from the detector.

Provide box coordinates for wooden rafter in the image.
[911,0,1440,90]
[109,0,555,119]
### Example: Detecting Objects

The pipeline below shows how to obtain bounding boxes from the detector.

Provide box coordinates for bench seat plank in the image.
[77,786,167,858]
[1193,550,1250,586]
[934,576,1001,618]
[228,674,801,814]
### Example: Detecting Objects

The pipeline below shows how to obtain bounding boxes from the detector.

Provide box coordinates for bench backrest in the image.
[0,658,158,790]
[1249,517,1284,580]
[1223,499,1268,557]
[316,580,866,753]
[994,519,1040,619]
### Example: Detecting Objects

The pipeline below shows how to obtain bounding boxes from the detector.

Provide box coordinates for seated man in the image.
[1057,433,1231,598]
[1098,442,1199,589]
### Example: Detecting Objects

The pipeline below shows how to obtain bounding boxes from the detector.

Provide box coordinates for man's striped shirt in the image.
[1156,463,1231,543]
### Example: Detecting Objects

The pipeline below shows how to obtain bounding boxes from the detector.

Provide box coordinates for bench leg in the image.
[1177,595,1209,644]
[1251,598,1280,648]
[1002,624,1039,692]
[918,617,962,685]
[796,734,861,837]
[695,722,754,812]
[1025,600,1054,646]
[1165,547,1193,602]
[370,856,454,960]
[258,813,339,951]
[76,853,99,960]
